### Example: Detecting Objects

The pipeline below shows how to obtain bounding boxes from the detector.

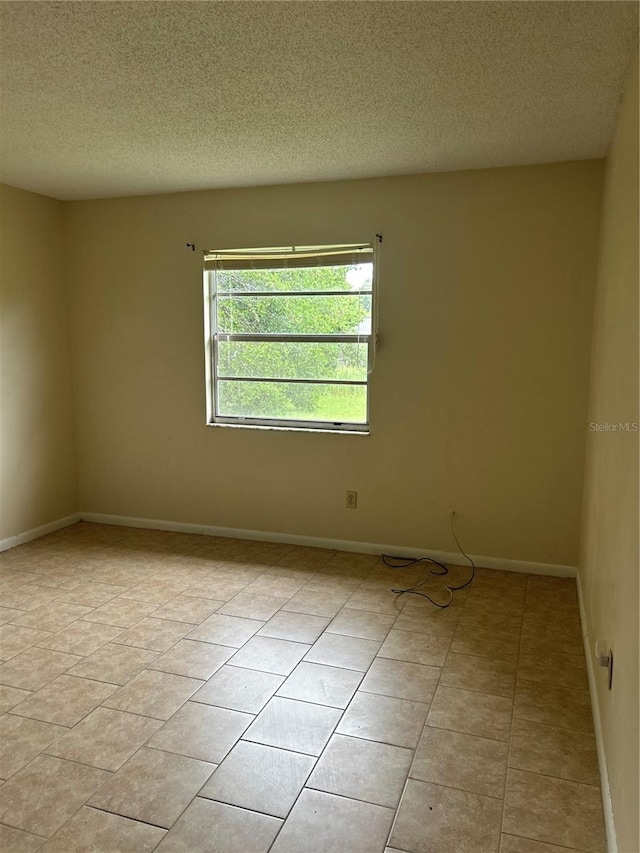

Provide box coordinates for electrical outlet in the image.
[595,641,614,689]
[346,490,357,509]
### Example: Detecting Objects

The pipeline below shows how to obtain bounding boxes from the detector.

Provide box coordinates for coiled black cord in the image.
[384,515,476,609]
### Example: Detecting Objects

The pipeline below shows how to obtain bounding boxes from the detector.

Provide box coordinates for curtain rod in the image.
[185,235,382,253]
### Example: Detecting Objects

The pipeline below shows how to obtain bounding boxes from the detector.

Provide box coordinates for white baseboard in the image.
[0,513,81,554]
[80,512,576,577]
[576,574,617,853]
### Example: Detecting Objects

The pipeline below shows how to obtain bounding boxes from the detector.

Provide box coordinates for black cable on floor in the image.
[384,515,475,609]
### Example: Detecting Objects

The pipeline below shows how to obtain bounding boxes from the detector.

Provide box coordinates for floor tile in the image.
[229,636,310,676]
[103,669,202,720]
[45,706,162,770]
[93,568,154,588]
[66,643,159,685]
[525,585,578,615]
[1,587,60,613]
[120,580,190,606]
[304,633,381,671]
[503,769,605,853]
[0,754,110,837]
[112,616,195,652]
[345,588,405,616]
[0,824,45,852]
[40,806,166,852]
[56,582,129,607]
[148,701,252,763]
[35,621,123,656]
[451,622,520,662]
[0,607,28,627]
[0,714,67,779]
[12,602,93,633]
[11,674,117,727]
[270,788,394,853]
[184,578,249,601]
[337,691,428,748]
[525,576,578,598]
[0,683,31,714]
[200,740,314,817]
[393,604,460,638]
[500,834,591,853]
[377,629,450,667]
[326,608,396,641]
[82,598,159,628]
[428,685,512,741]
[192,665,284,713]
[520,618,584,658]
[0,625,53,660]
[360,658,440,704]
[509,718,599,784]
[89,747,214,829]
[282,589,348,618]
[219,592,288,621]
[522,606,581,629]
[237,541,291,565]
[155,797,282,853]
[276,546,334,571]
[187,613,264,647]
[389,778,503,853]
[325,551,380,572]
[303,575,361,596]
[0,647,81,691]
[411,726,508,798]
[361,565,425,591]
[466,585,525,609]
[154,595,222,624]
[441,651,516,697]
[149,639,234,679]
[460,598,523,633]
[245,575,306,598]
[517,652,588,691]
[0,526,605,853]
[244,696,341,755]
[308,733,412,807]
[513,680,593,732]
[258,611,330,643]
[277,661,363,709]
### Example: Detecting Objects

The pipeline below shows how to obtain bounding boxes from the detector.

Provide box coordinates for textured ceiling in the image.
[0,1,637,200]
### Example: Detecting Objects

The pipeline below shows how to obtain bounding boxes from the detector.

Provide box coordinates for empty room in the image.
[0,2,638,852]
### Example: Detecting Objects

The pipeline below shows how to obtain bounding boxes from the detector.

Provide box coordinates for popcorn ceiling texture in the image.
[0,1,637,200]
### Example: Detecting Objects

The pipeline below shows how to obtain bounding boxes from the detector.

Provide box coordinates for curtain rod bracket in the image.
[376,234,383,243]
[186,242,196,252]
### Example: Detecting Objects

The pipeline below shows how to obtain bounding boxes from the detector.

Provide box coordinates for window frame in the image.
[204,245,374,433]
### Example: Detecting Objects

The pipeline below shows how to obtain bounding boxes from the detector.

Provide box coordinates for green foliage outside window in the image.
[215,265,371,422]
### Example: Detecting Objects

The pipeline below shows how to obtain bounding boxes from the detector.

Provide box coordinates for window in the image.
[204,243,376,432]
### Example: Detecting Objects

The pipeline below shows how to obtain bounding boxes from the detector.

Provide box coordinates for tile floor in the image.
[0,523,605,852]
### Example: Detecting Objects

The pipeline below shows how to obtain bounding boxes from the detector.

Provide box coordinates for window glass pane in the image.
[217,294,371,335]
[216,264,372,293]
[217,341,368,381]
[217,380,367,423]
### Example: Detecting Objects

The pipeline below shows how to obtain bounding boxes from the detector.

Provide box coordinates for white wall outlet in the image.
[346,490,358,509]
[595,640,614,689]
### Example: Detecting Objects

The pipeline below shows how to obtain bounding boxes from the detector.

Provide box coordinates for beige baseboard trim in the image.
[79,512,576,577]
[0,513,82,553]
[576,573,617,853]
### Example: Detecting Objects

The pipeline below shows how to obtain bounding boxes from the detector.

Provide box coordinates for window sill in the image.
[206,422,369,436]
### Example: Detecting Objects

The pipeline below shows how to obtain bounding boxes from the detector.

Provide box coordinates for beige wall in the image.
[64,161,603,566]
[580,54,639,853]
[0,184,78,541]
